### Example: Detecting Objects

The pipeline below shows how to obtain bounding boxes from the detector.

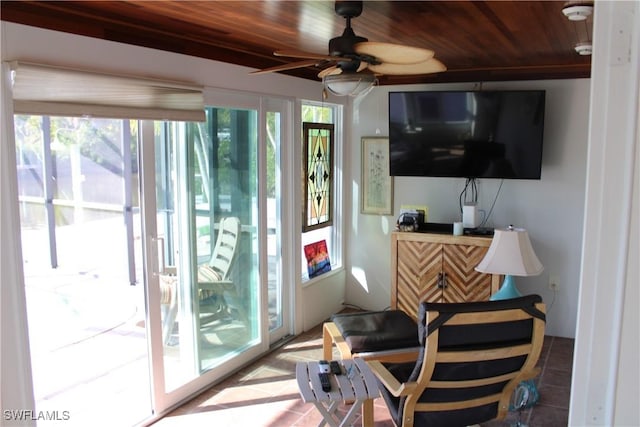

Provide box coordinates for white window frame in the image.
[300,100,343,285]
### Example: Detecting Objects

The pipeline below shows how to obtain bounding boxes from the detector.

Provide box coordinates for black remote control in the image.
[319,372,331,392]
[330,361,342,375]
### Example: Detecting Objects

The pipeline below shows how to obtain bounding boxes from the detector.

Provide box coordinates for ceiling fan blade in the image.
[250,59,327,75]
[356,61,369,72]
[355,42,434,65]
[274,50,342,62]
[318,65,342,79]
[368,58,447,75]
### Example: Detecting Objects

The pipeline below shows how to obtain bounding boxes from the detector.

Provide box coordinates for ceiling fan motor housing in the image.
[330,0,367,70]
[329,28,368,56]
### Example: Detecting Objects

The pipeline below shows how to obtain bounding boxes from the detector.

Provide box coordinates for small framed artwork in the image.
[361,137,393,215]
[304,240,332,278]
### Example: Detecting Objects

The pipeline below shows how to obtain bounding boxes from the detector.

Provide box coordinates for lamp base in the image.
[490,275,522,301]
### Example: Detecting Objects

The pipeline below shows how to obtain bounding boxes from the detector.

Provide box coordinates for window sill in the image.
[301,265,343,288]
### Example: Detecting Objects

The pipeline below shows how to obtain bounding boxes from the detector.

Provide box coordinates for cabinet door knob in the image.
[437,272,447,289]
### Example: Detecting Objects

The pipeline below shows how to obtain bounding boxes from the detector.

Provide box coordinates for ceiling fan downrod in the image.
[329,1,367,58]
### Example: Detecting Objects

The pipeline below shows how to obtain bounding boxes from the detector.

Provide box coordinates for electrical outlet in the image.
[549,275,559,291]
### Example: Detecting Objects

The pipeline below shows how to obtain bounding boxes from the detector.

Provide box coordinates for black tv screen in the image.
[389,90,545,179]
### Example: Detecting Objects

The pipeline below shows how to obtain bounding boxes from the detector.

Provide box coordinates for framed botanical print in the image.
[303,122,334,231]
[361,136,393,215]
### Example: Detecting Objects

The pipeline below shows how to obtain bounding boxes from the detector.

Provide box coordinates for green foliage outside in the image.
[15,115,138,178]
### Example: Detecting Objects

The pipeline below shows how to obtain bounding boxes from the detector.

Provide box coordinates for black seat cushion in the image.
[330,310,419,353]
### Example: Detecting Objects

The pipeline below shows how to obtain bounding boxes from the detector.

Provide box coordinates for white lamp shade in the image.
[475,227,543,276]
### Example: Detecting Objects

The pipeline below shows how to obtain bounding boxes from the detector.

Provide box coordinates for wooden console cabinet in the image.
[391,231,501,320]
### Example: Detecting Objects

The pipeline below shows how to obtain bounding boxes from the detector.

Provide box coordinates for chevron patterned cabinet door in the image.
[396,240,443,319]
[441,243,492,303]
[392,232,499,321]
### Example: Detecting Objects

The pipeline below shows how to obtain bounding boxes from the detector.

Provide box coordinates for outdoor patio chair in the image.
[197,216,247,327]
[160,216,244,345]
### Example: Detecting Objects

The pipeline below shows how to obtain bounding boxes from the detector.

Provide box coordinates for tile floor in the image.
[152,324,574,427]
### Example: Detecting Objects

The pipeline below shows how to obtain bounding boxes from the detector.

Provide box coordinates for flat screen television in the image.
[388,90,545,179]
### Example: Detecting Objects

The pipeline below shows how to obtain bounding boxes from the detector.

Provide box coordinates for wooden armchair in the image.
[367,295,546,427]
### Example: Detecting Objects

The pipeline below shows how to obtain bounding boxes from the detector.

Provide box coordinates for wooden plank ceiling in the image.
[1,1,592,85]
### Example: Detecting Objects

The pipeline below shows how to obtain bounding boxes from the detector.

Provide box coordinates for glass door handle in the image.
[149,236,161,276]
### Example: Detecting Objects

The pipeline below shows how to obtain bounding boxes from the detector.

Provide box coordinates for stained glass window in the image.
[303,122,333,231]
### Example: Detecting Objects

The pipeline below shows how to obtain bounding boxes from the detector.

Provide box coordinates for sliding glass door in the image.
[141,93,292,414]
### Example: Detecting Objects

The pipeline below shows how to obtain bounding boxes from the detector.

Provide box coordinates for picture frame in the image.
[303,240,332,278]
[361,136,394,215]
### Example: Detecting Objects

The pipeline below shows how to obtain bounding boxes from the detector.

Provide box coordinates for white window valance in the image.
[9,61,205,122]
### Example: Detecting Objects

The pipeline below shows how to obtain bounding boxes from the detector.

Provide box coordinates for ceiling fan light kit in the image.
[323,72,377,97]
[562,4,593,21]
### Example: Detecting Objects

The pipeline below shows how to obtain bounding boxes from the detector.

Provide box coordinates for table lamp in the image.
[476,225,543,300]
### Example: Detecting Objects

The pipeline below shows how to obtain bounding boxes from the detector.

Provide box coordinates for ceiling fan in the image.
[251,1,446,96]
